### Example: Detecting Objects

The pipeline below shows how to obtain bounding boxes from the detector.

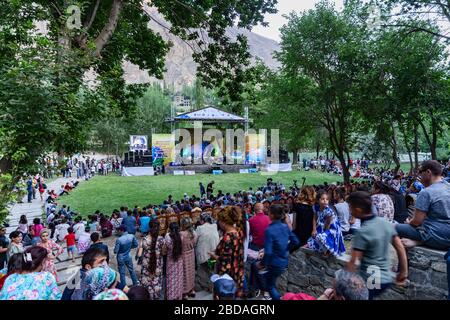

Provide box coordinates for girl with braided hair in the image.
[164,222,184,300]
[137,219,164,299]
[209,206,245,297]
[180,217,198,299]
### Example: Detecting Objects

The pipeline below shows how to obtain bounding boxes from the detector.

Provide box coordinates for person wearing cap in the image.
[210,273,236,300]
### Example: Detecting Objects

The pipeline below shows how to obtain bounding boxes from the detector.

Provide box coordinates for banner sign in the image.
[185,171,196,175]
[130,135,148,152]
[212,170,223,175]
[152,134,175,166]
[239,169,249,174]
[173,170,185,175]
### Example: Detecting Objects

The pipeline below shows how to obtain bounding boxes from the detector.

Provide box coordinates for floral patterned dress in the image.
[307,206,345,256]
[0,272,61,300]
[164,234,184,300]
[38,240,63,281]
[371,194,395,222]
[139,235,164,300]
[215,230,245,296]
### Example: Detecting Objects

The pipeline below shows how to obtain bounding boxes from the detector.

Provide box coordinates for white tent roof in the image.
[173,106,245,122]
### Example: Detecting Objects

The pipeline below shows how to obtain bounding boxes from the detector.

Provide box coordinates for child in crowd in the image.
[77,226,92,254]
[346,191,408,300]
[65,227,76,262]
[306,190,345,256]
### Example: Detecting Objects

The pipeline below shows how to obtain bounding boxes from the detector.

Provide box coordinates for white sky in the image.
[252,0,345,42]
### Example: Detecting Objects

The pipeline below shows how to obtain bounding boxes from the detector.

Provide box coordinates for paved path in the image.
[5,176,76,235]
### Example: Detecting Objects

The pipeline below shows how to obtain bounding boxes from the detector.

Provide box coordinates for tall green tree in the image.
[276,1,373,183]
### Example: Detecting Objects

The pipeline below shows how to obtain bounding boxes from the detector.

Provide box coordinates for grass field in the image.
[59,170,341,216]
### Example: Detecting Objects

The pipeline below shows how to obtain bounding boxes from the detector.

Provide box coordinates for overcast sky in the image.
[252,0,344,42]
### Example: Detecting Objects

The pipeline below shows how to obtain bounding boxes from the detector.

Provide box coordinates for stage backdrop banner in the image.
[152,134,175,166]
[130,135,148,151]
[246,134,266,164]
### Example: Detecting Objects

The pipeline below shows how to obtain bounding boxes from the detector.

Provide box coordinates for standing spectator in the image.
[249,203,271,251]
[195,213,220,266]
[180,217,197,299]
[207,181,215,197]
[209,206,245,297]
[199,182,206,197]
[26,176,33,203]
[346,191,408,300]
[64,227,76,263]
[137,220,165,300]
[164,222,184,300]
[0,227,9,269]
[396,160,450,250]
[259,205,299,300]
[114,225,139,288]
[38,229,63,281]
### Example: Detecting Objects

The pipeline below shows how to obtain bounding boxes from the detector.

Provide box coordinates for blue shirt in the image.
[139,216,151,233]
[114,232,138,258]
[121,216,137,234]
[263,220,300,268]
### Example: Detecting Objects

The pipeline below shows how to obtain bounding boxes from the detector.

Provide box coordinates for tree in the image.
[276,1,373,183]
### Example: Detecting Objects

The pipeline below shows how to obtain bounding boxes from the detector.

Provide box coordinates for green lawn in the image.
[59,170,341,216]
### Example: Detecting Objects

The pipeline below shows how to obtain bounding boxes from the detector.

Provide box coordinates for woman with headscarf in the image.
[209,206,245,297]
[180,217,198,299]
[163,222,184,300]
[37,229,63,281]
[137,220,165,299]
[82,265,118,300]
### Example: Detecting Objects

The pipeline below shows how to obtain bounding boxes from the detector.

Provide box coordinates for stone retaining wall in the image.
[276,247,448,300]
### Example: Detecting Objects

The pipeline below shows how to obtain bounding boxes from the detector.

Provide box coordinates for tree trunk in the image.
[94,0,124,56]
[391,125,401,175]
[292,150,298,165]
[315,142,320,159]
[414,123,419,169]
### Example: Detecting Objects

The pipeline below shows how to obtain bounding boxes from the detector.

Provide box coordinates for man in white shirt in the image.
[56,219,70,242]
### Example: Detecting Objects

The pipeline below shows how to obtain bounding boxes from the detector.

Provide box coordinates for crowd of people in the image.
[0,159,449,300]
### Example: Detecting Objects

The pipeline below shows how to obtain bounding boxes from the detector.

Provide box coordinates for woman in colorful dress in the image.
[164,222,184,300]
[371,181,395,223]
[180,217,198,299]
[306,190,345,256]
[0,246,61,300]
[37,229,63,281]
[209,206,245,297]
[138,219,165,299]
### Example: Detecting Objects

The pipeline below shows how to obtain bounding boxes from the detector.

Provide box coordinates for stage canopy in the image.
[167,106,247,124]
